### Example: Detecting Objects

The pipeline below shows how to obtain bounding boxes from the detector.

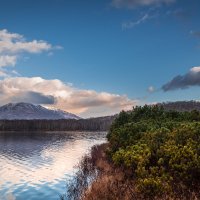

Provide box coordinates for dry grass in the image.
[61,143,200,200]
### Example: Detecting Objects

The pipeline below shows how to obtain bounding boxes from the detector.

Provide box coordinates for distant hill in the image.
[0,102,115,131]
[0,101,199,131]
[157,101,200,112]
[0,102,81,120]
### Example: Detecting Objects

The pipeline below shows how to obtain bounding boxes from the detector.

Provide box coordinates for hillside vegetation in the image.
[107,105,200,198]
[65,104,200,200]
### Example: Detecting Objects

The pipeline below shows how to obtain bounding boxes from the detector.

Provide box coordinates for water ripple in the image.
[0,131,106,200]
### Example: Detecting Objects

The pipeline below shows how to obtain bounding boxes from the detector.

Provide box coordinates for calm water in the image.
[0,131,107,200]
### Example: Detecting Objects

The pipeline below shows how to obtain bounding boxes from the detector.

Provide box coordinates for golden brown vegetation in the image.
[63,143,200,200]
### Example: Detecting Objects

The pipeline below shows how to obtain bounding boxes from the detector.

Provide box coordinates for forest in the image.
[0,116,115,131]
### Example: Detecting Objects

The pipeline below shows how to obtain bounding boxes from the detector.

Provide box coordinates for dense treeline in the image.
[0,116,115,131]
[64,105,200,200]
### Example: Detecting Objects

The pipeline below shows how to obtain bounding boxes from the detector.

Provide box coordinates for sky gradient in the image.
[0,0,200,117]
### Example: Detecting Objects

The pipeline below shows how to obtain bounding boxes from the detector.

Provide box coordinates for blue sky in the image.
[0,0,200,117]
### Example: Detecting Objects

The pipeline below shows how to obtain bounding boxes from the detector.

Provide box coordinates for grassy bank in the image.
[63,105,200,200]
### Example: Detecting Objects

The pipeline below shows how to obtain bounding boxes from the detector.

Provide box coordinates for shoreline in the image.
[63,142,200,200]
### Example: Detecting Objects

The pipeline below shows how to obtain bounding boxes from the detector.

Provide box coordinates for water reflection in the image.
[0,131,106,200]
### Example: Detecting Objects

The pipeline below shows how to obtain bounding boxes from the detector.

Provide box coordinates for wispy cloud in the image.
[122,13,150,29]
[117,0,175,29]
[0,68,21,78]
[162,66,200,91]
[0,76,138,117]
[112,0,176,9]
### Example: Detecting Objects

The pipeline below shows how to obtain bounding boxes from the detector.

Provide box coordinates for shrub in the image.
[108,105,200,196]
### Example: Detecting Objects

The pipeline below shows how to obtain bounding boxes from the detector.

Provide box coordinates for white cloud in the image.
[0,29,135,117]
[190,66,200,73]
[0,29,22,41]
[0,55,17,67]
[0,77,137,117]
[0,29,61,76]
[0,70,8,77]
[112,0,176,9]
[0,29,52,54]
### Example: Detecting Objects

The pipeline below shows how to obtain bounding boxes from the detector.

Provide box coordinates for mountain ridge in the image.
[0,102,81,120]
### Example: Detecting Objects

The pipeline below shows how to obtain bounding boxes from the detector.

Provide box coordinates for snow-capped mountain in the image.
[0,102,81,120]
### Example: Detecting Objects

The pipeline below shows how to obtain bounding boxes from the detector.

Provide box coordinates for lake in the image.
[0,131,107,200]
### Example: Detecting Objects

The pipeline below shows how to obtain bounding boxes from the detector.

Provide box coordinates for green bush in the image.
[107,105,200,196]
